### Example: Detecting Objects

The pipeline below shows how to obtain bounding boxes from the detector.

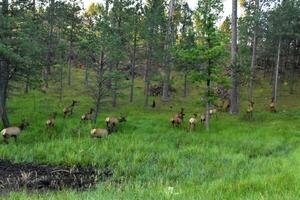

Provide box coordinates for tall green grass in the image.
[1,69,300,199]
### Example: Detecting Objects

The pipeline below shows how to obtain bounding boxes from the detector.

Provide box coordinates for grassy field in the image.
[1,69,300,199]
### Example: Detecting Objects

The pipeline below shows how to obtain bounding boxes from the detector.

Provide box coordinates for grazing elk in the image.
[270,98,277,113]
[246,101,254,120]
[105,116,127,132]
[1,120,29,144]
[188,114,197,131]
[90,128,111,138]
[63,100,78,118]
[81,108,94,122]
[46,112,57,128]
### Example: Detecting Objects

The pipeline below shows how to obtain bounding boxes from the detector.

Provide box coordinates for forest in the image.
[0,0,300,199]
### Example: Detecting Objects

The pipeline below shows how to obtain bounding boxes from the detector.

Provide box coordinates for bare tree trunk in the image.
[107,63,112,89]
[144,49,151,108]
[84,61,89,85]
[24,74,30,94]
[289,55,298,94]
[230,0,239,114]
[205,66,211,131]
[248,0,259,102]
[112,64,118,108]
[93,52,105,125]
[183,71,188,97]
[46,0,55,89]
[60,63,64,102]
[272,38,282,102]
[67,41,73,86]
[0,60,10,127]
[130,29,137,103]
[162,0,176,101]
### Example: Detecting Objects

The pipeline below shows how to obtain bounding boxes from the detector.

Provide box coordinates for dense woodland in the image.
[0,0,299,128]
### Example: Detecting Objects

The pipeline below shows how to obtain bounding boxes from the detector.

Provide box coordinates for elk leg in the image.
[3,136,8,144]
[13,135,17,143]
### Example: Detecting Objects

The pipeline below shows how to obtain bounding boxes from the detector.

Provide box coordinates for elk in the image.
[170,108,185,127]
[200,114,206,124]
[188,114,197,131]
[209,108,217,118]
[270,98,277,113]
[90,128,111,138]
[152,100,156,108]
[46,112,57,128]
[246,101,254,120]
[81,108,94,122]
[105,116,127,132]
[1,120,29,144]
[63,100,78,118]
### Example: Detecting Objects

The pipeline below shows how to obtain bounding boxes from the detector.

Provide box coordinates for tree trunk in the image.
[60,63,64,102]
[272,38,282,102]
[112,63,119,108]
[93,52,105,125]
[45,0,55,89]
[183,71,188,97]
[289,55,298,94]
[130,28,137,103]
[205,62,212,131]
[248,0,259,102]
[144,49,151,108]
[84,61,89,85]
[230,0,239,114]
[162,0,176,101]
[24,74,30,94]
[0,60,10,127]
[67,41,73,86]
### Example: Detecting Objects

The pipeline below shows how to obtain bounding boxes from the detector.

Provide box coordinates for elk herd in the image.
[1,99,277,144]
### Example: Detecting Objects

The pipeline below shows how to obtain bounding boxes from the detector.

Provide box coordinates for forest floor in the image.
[1,69,300,199]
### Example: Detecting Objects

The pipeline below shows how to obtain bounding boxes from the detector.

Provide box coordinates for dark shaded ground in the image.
[0,160,112,193]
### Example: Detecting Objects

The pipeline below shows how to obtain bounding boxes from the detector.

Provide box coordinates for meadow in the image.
[1,70,300,200]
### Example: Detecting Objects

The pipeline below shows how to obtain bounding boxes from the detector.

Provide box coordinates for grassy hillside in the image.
[1,69,300,199]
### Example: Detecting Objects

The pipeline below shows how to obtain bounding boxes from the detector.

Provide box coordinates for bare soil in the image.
[0,160,112,194]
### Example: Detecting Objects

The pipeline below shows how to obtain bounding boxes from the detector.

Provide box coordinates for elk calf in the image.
[63,100,78,118]
[188,114,197,131]
[270,99,277,113]
[1,120,29,144]
[200,114,206,124]
[81,108,94,122]
[46,112,57,128]
[246,101,254,120]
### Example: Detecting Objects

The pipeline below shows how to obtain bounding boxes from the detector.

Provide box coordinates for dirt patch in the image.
[0,160,112,194]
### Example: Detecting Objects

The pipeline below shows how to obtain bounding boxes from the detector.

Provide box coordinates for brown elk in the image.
[1,120,29,144]
[46,112,57,128]
[246,101,254,120]
[63,100,78,118]
[270,98,277,113]
[170,108,185,127]
[90,128,112,138]
[200,114,206,124]
[81,108,94,122]
[105,116,127,132]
